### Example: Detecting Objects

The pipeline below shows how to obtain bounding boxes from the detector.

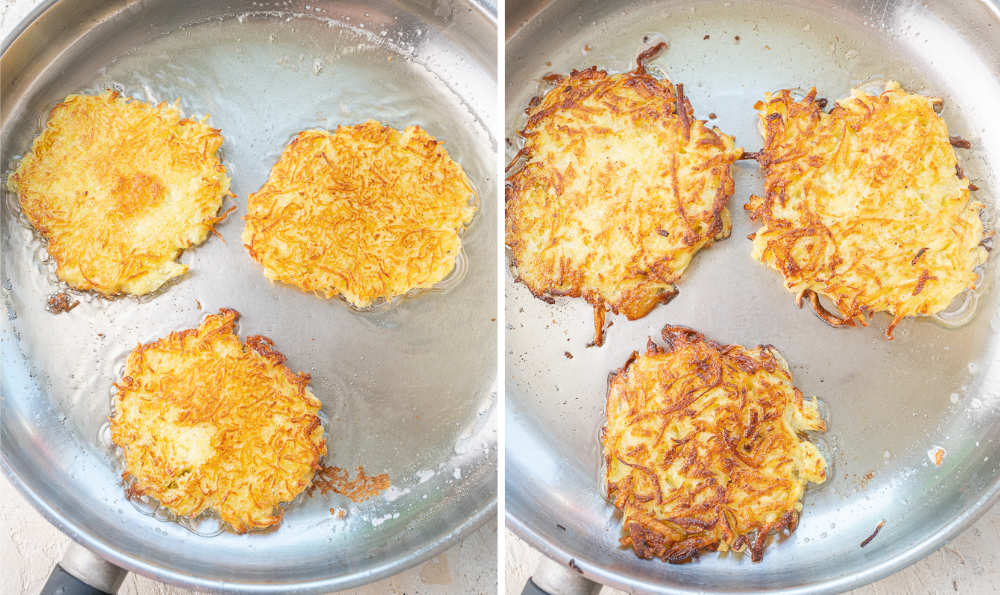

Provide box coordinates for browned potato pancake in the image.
[506,44,743,345]
[8,90,231,296]
[603,326,827,563]
[110,309,325,533]
[746,83,988,338]
[242,122,476,308]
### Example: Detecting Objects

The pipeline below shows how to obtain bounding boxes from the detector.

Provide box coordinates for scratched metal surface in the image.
[505,0,1000,592]
[1,0,496,591]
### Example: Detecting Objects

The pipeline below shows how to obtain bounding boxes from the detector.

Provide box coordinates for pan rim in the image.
[1,0,498,591]
[506,482,999,594]
[1,452,496,592]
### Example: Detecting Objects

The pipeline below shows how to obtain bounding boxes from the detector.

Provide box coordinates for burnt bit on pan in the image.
[46,292,79,314]
[860,520,885,547]
[634,41,668,72]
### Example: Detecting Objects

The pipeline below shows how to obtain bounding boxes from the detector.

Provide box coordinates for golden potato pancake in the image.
[506,44,743,345]
[603,326,827,563]
[8,91,231,296]
[746,83,988,338]
[242,121,476,308]
[110,309,325,533]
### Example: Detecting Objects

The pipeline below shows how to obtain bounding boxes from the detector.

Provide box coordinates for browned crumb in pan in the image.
[310,465,390,503]
[860,520,886,547]
[46,292,79,314]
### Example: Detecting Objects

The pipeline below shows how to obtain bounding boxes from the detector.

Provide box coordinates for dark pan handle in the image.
[40,542,127,595]
[521,555,602,595]
[42,565,111,595]
[521,577,551,595]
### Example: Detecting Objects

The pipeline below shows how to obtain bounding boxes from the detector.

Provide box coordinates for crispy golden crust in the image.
[110,309,326,533]
[746,83,988,338]
[506,45,742,345]
[602,326,827,563]
[8,91,231,296]
[242,122,476,308]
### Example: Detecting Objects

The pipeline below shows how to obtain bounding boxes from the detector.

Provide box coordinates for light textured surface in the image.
[1,471,497,594]
[506,510,999,595]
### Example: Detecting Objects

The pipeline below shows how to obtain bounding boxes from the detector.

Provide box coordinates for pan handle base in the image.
[40,541,126,595]
[522,554,602,595]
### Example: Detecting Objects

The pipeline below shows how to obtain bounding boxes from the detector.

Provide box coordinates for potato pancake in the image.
[242,121,476,308]
[603,326,827,563]
[110,309,325,533]
[506,44,742,345]
[8,91,231,296]
[746,83,988,338]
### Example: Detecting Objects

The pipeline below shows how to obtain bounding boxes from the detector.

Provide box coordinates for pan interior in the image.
[1,0,496,590]
[506,0,1000,592]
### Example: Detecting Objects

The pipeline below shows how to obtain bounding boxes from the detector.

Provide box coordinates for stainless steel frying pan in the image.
[1,0,496,591]
[505,0,1000,592]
